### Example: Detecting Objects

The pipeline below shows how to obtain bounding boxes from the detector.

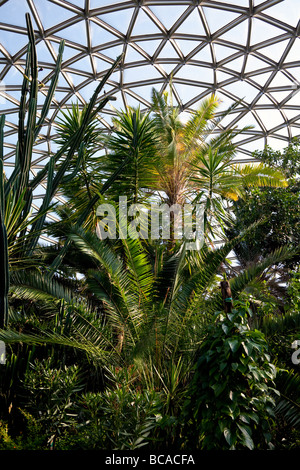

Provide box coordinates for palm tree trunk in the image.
[117,329,125,354]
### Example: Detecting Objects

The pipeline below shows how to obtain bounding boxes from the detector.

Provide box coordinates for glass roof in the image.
[1,0,300,179]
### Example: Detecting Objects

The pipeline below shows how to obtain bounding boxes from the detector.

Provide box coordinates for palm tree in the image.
[2,219,296,409]
[101,106,160,205]
[191,152,288,238]
[150,89,221,207]
[52,102,105,230]
[99,88,287,247]
[151,88,288,240]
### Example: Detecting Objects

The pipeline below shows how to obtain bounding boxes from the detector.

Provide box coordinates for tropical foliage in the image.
[0,15,299,451]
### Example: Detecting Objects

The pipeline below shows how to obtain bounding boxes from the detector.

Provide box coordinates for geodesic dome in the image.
[1,0,300,186]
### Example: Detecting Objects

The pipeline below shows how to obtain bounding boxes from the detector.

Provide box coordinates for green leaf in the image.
[237,424,254,450]
[227,313,235,322]
[212,382,227,397]
[223,427,233,446]
[228,338,239,353]
[242,341,253,355]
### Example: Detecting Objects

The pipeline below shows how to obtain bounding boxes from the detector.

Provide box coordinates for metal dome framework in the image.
[1,0,300,192]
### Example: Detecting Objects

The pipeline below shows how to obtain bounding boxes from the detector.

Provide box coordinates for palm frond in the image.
[10,270,82,307]
[0,327,111,364]
[275,369,300,430]
[234,162,288,189]
[230,245,299,302]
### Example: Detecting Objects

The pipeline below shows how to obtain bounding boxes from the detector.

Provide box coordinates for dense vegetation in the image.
[0,15,299,451]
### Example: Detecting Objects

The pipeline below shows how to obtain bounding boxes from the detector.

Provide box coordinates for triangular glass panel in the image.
[50,72,67,92]
[131,8,161,36]
[60,96,79,107]
[223,80,259,103]
[172,83,206,105]
[0,30,28,56]
[124,90,150,108]
[94,83,115,96]
[109,70,121,85]
[134,40,162,58]
[242,139,266,152]
[37,91,47,108]
[148,5,188,31]
[36,40,57,65]
[72,56,93,74]
[128,84,155,104]
[3,114,18,127]
[264,0,300,28]
[76,81,98,102]
[3,154,16,165]
[60,21,87,46]
[190,45,212,63]
[202,7,240,34]
[217,112,238,129]
[99,45,123,61]
[251,71,273,87]
[158,41,180,59]
[217,70,235,83]
[55,43,81,63]
[158,63,177,76]
[93,56,112,74]
[253,0,268,5]
[176,64,214,84]
[255,109,285,130]
[269,71,294,88]
[245,54,270,74]
[283,92,300,107]
[270,90,292,103]
[174,40,198,57]
[97,8,134,35]
[176,9,206,36]
[216,0,248,5]
[60,71,84,87]
[232,112,259,131]
[97,112,113,129]
[275,127,289,138]
[219,20,248,46]
[214,44,237,62]
[33,141,49,152]
[90,0,128,8]
[125,44,146,62]
[281,108,300,121]
[251,18,286,45]
[0,0,32,28]
[254,94,274,106]
[35,0,76,31]
[2,129,18,145]
[285,67,300,83]
[68,0,84,8]
[284,38,300,63]
[291,125,300,136]
[265,137,287,151]
[257,40,290,63]
[105,90,124,112]
[2,66,24,86]
[223,56,243,73]
[123,64,161,83]
[52,91,69,104]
